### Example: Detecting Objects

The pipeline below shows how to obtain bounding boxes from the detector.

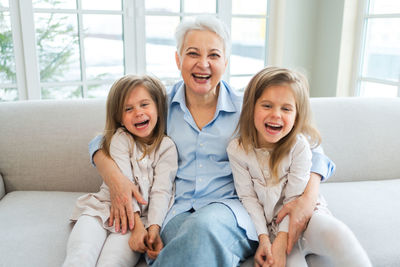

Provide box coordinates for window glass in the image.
[229,76,252,92]
[146,16,180,79]
[83,14,124,80]
[369,0,400,14]
[81,0,121,11]
[34,13,81,82]
[0,0,8,7]
[360,81,398,97]
[87,83,112,98]
[0,11,16,84]
[362,18,400,82]
[232,0,267,15]
[0,88,18,101]
[145,0,180,13]
[32,0,76,9]
[41,85,82,99]
[184,0,216,13]
[230,18,265,75]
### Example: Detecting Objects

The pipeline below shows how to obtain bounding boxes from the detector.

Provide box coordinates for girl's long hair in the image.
[101,74,167,159]
[237,67,321,183]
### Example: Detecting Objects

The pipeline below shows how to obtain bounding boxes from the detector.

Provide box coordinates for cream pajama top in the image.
[227,134,328,240]
[71,128,178,232]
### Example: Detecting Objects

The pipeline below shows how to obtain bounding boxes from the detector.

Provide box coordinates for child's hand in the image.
[146,224,163,259]
[271,232,288,267]
[254,234,274,267]
[129,214,148,253]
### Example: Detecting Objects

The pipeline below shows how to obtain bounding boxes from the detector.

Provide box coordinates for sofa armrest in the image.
[0,173,5,200]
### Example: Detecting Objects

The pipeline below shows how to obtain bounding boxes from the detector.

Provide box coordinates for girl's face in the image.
[122,86,158,143]
[254,84,297,148]
[175,30,227,97]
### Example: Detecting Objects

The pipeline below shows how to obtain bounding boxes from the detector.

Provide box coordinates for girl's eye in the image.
[125,107,133,112]
[262,104,271,109]
[141,103,149,107]
[282,107,293,112]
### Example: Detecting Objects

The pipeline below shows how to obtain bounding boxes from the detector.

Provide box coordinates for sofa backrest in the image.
[310,97,400,183]
[1,97,399,193]
[0,99,105,193]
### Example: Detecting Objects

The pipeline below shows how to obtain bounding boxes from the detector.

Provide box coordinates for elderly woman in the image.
[89,16,335,266]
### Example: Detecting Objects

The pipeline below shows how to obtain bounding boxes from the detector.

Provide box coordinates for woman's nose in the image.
[197,56,210,68]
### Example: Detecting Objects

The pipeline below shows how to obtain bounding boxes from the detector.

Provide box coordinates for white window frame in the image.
[3,0,270,100]
[352,0,400,97]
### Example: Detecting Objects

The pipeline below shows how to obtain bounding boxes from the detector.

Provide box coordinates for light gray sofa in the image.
[0,97,399,267]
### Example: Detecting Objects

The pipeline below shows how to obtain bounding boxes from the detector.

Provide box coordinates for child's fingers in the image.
[109,206,115,227]
[254,252,265,267]
[266,247,274,265]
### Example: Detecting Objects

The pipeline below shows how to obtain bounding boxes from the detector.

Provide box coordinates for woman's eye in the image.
[187,52,198,56]
[209,53,220,58]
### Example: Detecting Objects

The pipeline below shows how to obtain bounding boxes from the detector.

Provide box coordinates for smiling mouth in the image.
[192,74,211,80]
[135,120,149,128]
[265,123,283,131]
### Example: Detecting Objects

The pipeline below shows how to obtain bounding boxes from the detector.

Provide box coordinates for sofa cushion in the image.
[320,178,400,267]
[311,97,400,183]
[0,99,105,193]
[0,191,82,267]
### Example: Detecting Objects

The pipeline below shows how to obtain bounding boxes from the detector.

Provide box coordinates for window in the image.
[356,0,400,97]
[0,0,269,101]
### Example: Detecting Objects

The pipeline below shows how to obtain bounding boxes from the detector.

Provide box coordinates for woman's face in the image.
[175,30,227,96]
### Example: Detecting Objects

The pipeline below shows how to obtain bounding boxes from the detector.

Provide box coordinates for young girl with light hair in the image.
[63,74,178,267]
[227,67,371,267]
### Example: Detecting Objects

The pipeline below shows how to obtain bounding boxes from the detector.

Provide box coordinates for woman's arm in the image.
[91,135,146,234]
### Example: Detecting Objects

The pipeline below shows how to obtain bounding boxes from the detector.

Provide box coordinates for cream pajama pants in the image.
[286,210,372,267]
[63,215,140,267]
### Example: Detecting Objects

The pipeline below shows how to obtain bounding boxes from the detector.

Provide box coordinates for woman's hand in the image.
[128,213,148,253]
[146,224,163,259]
[254,234,274,267]
[270,232,287,267]
[276,173,320,254]
[93,150,147,234]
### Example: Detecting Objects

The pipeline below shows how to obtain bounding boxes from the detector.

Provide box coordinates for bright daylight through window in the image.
[0,0,268,101]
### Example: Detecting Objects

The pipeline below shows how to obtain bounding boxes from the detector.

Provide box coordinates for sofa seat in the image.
[0,191,81,267]
[320,179,400,267]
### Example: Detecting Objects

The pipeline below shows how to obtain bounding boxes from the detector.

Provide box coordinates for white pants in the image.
[286,211,372,267]
[63,215,140,267]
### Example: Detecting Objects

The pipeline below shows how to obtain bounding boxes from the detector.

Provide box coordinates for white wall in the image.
[273,0,346,97]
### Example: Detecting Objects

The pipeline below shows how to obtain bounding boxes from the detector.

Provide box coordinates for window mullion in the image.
[18,0,41,99]
[123,0,137,74]
[352,0,369,96]
[9,0,27,99]
[76,0,87,97]
[217,0,232,83]
[134,0,146,74]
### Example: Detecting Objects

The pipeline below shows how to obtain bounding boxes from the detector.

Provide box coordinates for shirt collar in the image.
[171,81,237,113]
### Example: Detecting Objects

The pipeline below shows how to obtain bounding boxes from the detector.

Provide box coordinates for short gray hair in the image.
[175,15,231,59]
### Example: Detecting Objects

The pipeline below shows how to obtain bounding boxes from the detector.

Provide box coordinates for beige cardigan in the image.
[71,128,178,232]
[227,135,327,239]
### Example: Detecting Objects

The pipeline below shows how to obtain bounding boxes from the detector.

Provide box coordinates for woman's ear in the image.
[175,51,181,70]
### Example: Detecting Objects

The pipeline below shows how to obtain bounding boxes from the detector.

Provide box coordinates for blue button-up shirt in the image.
[89,80,335,241]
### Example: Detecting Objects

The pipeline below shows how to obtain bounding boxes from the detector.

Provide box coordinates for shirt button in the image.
[200,143,204,147]
[173,210,176,214]
[199,164,203,168]
[199,178,203,182]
